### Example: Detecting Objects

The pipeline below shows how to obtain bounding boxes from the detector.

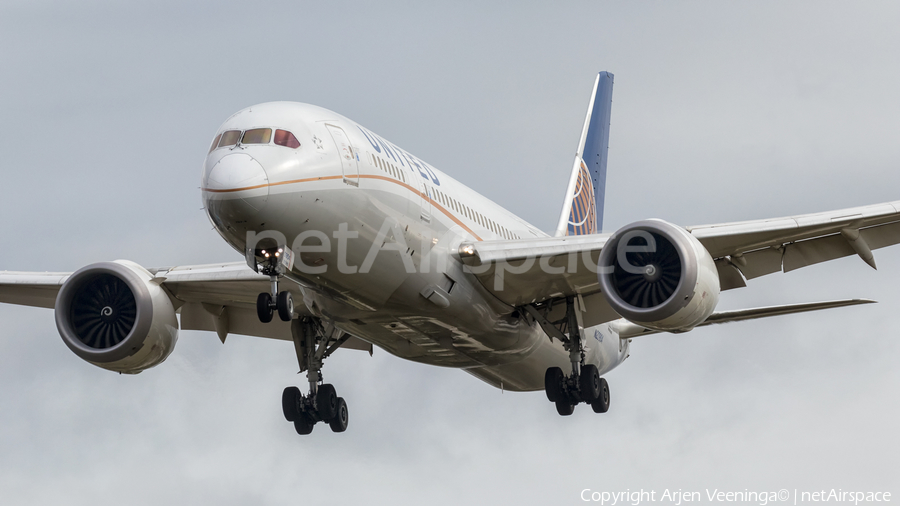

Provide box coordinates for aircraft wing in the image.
[458,200,900,314]
[0,272,70,309]
[689,200,900,282]
[0,262,372,352]
[613,298,877,338]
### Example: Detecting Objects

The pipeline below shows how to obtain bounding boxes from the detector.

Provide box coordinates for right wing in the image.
[0,272,69,309]
[0,262,372,352]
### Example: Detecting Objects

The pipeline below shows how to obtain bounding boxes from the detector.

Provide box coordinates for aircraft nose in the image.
[203,153,270,224]
[204,153,269,193]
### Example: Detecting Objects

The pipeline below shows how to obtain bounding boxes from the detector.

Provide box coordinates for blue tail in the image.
[555,72,614,236]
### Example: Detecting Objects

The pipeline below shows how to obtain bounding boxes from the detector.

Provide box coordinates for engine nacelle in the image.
[597,219,720,332]
[55,260,178,374]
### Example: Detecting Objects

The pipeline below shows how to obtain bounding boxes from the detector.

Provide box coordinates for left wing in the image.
[690,200,900,284]
[613,298,877,338]
[459,199,900,315]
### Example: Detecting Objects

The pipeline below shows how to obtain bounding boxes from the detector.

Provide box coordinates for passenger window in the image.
[208,134,222,153]
[218,130,242,148]
[274,129,301,148]
[242,128,272,144]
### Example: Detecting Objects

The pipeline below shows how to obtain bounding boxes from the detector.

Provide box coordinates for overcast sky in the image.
[1,1,898,504]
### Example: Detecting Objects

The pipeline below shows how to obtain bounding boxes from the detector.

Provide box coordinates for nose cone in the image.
[205,153,269,192]
[203,153,270,229]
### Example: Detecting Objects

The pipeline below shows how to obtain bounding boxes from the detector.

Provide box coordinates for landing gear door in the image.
[325,124,359,186]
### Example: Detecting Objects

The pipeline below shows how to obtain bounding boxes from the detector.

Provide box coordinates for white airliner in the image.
[2,72,898,435]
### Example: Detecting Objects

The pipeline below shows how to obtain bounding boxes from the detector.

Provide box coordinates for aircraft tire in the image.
[329,397,349,433]
[282,386,301,422]
[555,400,575,416]
[590,378,610,413]
[257,293,274,323]
[317,384,338,421]
[579,364,602,403]
[276,291,293,322]
[544,367,565,402]
[294,414,314,435]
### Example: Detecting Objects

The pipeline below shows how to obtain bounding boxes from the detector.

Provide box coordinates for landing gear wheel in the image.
[579,364,602,403]
[329,397,349,433]
[544,367,565,402]
[257,293,274,323]
[282,386,301,422]
[555,400,575,416]
[294,414,314,435]
[276,291,293,322]
[591,378,610,414]
[317,384,338,421]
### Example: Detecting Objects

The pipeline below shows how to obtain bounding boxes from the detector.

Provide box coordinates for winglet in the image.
[554,72,614,237]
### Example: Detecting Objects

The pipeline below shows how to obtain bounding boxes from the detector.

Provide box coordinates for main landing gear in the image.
[524,297,611,416]
[282,317,353,435]
[247,244,350,435]
[544,364,610,416]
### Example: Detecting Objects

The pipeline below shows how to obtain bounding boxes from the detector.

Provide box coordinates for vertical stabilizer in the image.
[554,72,614,236]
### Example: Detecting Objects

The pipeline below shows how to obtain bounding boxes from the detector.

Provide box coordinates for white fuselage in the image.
[200,102,628,391]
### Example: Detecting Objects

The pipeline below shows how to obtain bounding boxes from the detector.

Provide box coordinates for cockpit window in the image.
[242,128,272,145]
[208,134,222,153]
[218,130,241,148]
[274,129,301,149]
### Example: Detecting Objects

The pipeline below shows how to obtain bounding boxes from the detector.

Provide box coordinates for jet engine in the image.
[597,219,720,332]
[55,260,178,374]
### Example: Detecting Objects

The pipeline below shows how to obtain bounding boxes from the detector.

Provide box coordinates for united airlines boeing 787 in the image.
[2,72,897,435]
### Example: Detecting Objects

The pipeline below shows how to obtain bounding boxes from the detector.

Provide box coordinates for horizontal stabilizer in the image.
[616,298,876,338]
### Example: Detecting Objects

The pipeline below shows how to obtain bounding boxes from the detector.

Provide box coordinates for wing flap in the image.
[725,218,900,277]
[734,247,784,279]
[783,234,855,272]
[616,298,876,338]
[180,301,293,340]
[690,201,900,258]
[173,301,372,351]
[714,259,747,290]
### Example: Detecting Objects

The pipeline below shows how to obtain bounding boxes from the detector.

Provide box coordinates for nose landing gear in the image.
[249,244,295,323]
[256,282,294,323]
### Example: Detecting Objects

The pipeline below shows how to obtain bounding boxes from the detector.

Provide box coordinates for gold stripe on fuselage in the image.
[201,173,484,241]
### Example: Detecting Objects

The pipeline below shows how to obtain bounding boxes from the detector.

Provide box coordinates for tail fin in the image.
[554,72,614,236]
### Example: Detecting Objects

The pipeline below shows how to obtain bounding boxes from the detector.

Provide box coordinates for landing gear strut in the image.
[281,317,352,435]
[524,296,611,416]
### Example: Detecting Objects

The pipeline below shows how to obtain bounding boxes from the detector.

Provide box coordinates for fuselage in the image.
[200,102,627,391]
